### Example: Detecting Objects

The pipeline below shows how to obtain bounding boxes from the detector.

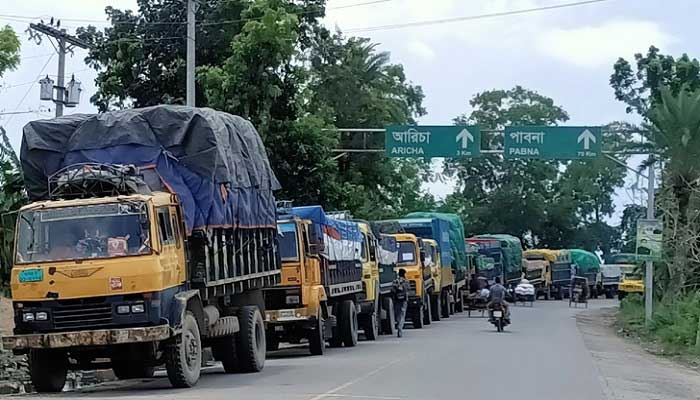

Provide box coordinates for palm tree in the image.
[649,86,700,293]
[0,126,25,285]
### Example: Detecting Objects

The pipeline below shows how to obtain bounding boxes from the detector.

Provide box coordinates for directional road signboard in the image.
[503,126,602,159]
[385,125,481,158]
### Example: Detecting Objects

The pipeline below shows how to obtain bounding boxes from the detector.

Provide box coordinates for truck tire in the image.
[430,294,441,322]
[339,300,359,347]
[381,297,396,335]
[235,306,266,373]
[113,361,155,380]
[363,299,380,341]
[165,311,202,388]
[554,287,563,300]
[29,348,68,393]
[424,292,432,326]
[618,291,626,301]
[412,304,424,329]
[605,289,614,299]
[308,311,326,355]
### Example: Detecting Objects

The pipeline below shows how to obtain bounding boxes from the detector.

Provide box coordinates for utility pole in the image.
[186,0,196,106]
[645,159,655,324]
[28,21,90,117]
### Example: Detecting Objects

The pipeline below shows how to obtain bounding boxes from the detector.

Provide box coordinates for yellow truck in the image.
[523,249,573,300]
[617,265,644,300]
[4,107,281,391]
[265,206,391,354]
[390,233,433,328]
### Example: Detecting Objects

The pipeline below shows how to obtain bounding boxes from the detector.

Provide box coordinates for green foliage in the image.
[611,46,700,117]
[0,25,20,78]
[0,128,26,285]
[444,87,625,252]
[619,294,700,354]
[619,204,647,253]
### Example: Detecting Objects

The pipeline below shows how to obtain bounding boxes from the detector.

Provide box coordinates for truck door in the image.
[156,206,180,287]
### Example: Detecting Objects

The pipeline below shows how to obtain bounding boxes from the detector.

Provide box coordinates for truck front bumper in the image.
[2,324,171,351]
[265,307,311,323]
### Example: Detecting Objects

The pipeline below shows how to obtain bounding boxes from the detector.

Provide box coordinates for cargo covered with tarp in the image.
[473,234,523,283]
[567,249,601,275]
[287,206,362,262]
[405,212,467,272]
[396,217,452,271]
[21,105,280,233]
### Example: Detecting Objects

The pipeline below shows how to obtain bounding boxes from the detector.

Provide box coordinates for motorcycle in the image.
[488,304,510,333]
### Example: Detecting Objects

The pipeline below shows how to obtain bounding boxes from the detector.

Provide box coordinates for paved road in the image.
[19,300,617,400]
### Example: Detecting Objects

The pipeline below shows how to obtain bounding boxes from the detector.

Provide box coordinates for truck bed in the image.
[190,227,281,299]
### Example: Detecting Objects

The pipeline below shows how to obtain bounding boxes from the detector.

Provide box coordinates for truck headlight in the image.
[22,312,35,322]
[117,305,131,315]
[131,304,145,314]
[35,312,48,321]
[285,295,300,305]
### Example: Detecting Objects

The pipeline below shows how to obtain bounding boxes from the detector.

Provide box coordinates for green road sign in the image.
[385,125,481,158]
[636,219,663,261]
[504,126,601,159]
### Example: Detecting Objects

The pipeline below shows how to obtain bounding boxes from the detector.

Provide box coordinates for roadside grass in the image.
[618,293,700,358]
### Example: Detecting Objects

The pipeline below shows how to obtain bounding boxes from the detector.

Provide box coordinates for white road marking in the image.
[307,356,411,400]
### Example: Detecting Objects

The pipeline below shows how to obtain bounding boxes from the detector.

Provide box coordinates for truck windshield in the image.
[397,241,416,265]
[278,222,299,261]
[15,202,151,264]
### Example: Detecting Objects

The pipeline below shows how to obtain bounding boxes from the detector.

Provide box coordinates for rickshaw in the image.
[568,276,589,308]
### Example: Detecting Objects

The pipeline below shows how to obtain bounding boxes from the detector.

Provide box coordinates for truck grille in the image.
[53,304,113,330]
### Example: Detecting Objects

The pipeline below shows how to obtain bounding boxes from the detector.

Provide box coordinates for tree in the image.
[444,87,569,242]
[619,203,646,253]
[305,34,431,218]
[649,86,700,293]
[0,25,20,78]
[611,46,700,117]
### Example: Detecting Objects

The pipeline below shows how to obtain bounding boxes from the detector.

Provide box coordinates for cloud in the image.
[405,40,436,61]
[536,20,677,69]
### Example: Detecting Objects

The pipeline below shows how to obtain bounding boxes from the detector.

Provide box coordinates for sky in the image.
[0,0,696,224]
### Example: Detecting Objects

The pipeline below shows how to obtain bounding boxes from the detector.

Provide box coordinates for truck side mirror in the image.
[308,243,324,256]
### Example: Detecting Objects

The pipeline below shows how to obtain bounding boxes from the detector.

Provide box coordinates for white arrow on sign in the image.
[456,128,474,149]
[577,129,596,150]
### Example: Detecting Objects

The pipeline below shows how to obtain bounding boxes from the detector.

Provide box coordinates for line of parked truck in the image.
[1,106,646,393]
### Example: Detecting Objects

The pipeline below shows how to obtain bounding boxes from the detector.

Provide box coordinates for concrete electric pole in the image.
[186,0,196,106]
[28,21,90,117]
[645,159,655,324]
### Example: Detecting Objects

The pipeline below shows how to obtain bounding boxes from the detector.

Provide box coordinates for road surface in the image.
[12,300,623,400]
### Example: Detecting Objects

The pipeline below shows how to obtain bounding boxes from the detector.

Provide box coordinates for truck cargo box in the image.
[405,212,467,281]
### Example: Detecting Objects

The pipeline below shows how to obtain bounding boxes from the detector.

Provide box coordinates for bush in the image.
[618,293,700,354]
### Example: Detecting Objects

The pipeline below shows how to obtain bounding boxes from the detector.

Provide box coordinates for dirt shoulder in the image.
[577,307,700,400]
[0,297,13,336]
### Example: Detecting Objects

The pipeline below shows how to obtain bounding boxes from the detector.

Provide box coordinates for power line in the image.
[344,0,611,33]
[3,54,54,126]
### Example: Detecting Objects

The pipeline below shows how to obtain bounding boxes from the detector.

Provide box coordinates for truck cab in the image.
[390,233,432,328]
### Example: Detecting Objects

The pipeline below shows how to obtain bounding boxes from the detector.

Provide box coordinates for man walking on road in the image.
[392,268,411,338]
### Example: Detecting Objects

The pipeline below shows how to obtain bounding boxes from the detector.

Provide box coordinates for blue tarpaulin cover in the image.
[20,105,280,233]
[285,206,362,262]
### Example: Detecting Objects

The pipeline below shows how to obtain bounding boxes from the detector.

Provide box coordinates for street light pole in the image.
[186,0,196,106]
[645,159,655,324]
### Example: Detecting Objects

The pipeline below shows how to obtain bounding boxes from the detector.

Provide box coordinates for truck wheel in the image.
[363,300,380,341]
[605,289,614,299]
[113,361,155,380]
[431,294,441,322]
[554,287,563,300]
[339,300,358,347]
[309,312,326,355]
[618,292,626,301]
[29,349,68,393]
[423,293,432,326]
[165,311,202,388]
[412,304,424,329]
[235,306,266,373]
[381,297,396,335]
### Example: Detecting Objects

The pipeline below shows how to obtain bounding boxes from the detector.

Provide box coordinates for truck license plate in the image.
[493,310,503,318]
[19,269,43,283]
[279,310,295,319]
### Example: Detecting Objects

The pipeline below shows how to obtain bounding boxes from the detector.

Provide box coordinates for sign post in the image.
[503,126,602,159]
[385,126,481,158]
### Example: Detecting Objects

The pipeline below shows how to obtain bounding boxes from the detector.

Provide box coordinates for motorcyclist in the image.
[487,277,510,320]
